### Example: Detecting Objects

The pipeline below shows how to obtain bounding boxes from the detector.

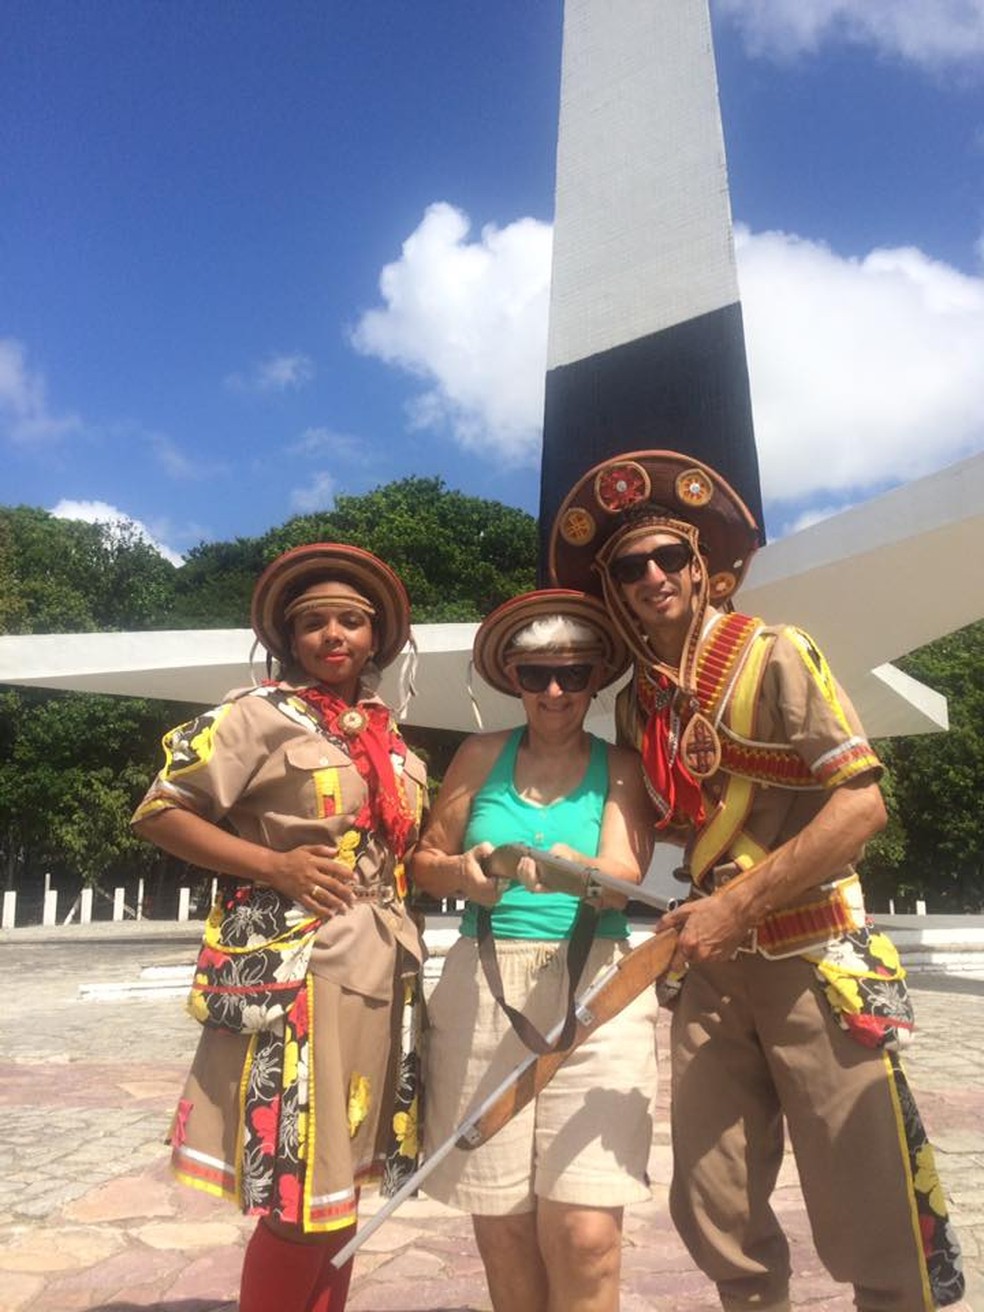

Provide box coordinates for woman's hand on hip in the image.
[270,845,357,918]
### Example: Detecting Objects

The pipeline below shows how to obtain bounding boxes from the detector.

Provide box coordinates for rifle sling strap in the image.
[476,901,599,1055]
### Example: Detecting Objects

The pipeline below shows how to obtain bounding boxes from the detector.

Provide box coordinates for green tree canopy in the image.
[170,476,538,629]
[0,506,176,633]
[0,479,537,903]
[2,483,981,915]
[864,620,984,911]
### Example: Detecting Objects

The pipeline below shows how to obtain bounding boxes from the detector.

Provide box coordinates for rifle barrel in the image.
[329,954,624,1269]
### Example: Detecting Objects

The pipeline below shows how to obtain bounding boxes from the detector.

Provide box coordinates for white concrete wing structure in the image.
[1,1,980,740]
[2,447,981,737]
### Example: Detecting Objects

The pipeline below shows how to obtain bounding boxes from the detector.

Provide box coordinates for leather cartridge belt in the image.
[692,865,867,959]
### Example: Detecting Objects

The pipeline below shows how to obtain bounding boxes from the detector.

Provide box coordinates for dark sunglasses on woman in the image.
[514,663,594,694]
[609,542,693,585]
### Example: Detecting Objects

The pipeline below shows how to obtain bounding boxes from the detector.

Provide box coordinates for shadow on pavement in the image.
[88,1303,235,1311]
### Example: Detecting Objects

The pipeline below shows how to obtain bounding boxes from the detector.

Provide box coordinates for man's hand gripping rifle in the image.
[330,845,678,1269]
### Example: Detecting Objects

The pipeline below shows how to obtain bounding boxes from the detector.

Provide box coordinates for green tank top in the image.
[458,728,629,940]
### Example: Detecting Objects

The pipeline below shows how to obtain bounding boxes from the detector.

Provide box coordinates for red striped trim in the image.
[171,1145,237,1196]
[756,891,857,954]
[720,738,816,787]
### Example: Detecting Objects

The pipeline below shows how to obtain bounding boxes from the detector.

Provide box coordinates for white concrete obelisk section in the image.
[548,0,737,364]
[539,0,763,546]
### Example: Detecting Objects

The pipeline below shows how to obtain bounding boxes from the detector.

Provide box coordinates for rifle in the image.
[482,841,679,914]
[331,916,677,1269]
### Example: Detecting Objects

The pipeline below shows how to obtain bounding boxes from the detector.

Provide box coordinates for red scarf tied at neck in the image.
[638,673,706,831]
[294,685,415,859]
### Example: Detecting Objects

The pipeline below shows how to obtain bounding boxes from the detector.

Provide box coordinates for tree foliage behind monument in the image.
[0,492,981,912]
[0,481,536,909]
[862,621,984,911]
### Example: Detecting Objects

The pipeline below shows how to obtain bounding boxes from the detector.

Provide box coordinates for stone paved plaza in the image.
[1,922,982,1311]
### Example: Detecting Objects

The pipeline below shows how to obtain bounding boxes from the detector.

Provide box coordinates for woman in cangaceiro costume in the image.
[133,541,427,1312]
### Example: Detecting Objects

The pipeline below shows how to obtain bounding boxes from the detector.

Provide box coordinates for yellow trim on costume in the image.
[170,1163,237,1203]
[690,630,771,884]
[235,1033,257,1209]
[131,794,177,823]
[881,1050,935,1312]
[313,766,342,817]
[786,626,854,740]
[160,703,234,778]
[335,829,361,871]
[302,974,317,1232]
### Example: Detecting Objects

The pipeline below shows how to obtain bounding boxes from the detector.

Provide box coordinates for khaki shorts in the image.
[422,935,659,1215]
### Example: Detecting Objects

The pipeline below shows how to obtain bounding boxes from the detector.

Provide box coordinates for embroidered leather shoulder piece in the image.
[694,612,761,723]
[631,612,760,728]
[712,623,820,790]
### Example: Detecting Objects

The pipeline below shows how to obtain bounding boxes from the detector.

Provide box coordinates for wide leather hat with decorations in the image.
[548,450,761,605]
[251,542,411,670]
[472,588,631,697]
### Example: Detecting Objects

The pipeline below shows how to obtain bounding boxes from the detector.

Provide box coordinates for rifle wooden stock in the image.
[330,923,678,1270]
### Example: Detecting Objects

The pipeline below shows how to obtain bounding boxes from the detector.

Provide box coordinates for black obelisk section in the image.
[537,0,763,576]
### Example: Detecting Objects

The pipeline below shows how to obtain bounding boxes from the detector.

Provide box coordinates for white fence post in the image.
[113,887,125,921]
[136,877,145,921]
[916,898,928,917]
[80,887,93,924]
[42,889,58,926]
[2,890,15,930]
[177,887,191,922]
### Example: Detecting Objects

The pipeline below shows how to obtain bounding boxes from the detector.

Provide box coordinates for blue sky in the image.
[2,1,982,563]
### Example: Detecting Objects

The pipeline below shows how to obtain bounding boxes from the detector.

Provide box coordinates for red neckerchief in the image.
[636,672,706,830]
[293,684,415,859]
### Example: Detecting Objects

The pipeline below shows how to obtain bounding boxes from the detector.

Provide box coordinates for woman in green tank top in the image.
[413,590,658,1312]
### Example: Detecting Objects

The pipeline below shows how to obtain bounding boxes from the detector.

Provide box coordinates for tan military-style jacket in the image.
[134,681,428,1000]
[618,619,882,898]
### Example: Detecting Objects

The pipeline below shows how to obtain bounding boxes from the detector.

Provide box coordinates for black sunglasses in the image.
[609,542,693,585]
[514,663,594,693]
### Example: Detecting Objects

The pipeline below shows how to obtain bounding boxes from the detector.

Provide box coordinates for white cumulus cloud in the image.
[288,426,365,463]
[734,225,984,506]
[225,351,315,393]
[351,202,552,465]
[50,499,184,566]
[0,337,81,442]
[714,0,984,70]
[149,432,200,479]
[290,471,337,514]
[352,204,984,514]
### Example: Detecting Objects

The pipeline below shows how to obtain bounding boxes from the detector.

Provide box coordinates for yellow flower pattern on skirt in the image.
[347,1073,371,1137]
[380,973,423,1196]
[392,1095,419,1160]
[807,926,963,1307]
[807,926,913,1050]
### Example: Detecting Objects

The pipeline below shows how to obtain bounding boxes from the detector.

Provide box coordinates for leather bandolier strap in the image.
[623,613,869,958]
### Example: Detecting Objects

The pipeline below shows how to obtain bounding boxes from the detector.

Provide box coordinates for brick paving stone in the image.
[1,927,983,1310]
[25,1244,188,1310]
[163,1244,246,1302]
[135,1221,244,1251]
[0,1270,45,1312]
[64,1174,178,1224]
